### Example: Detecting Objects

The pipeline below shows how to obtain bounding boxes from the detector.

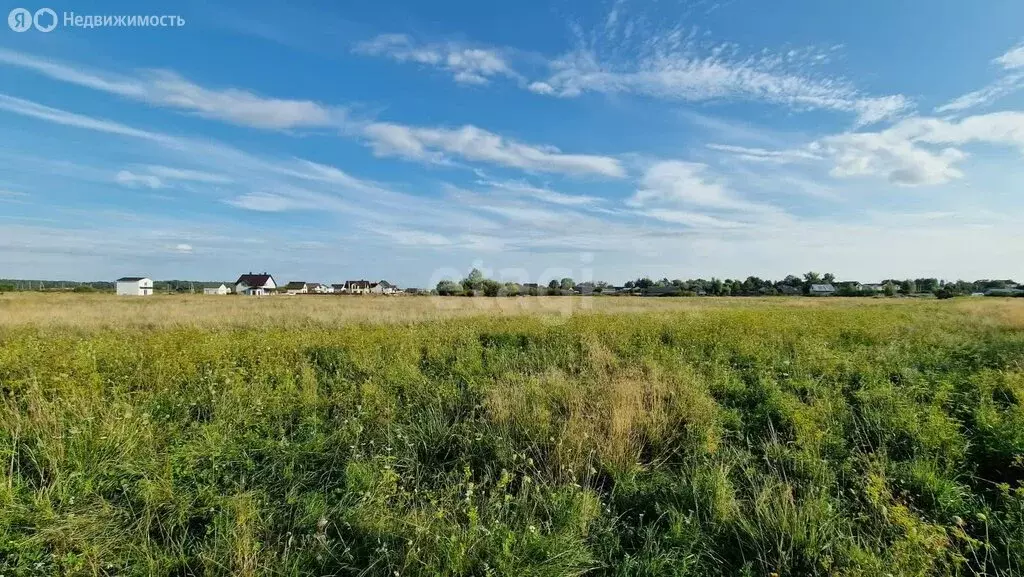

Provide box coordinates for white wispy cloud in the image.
[817,111,1024,186]
[637,209,747,228]
[225,192,305,212]
[375,228,453,246]
[0,49,345,130]
[817,131,966,186]
[706,143,821,164]
[995,43,1024,70]
[363,122,626,177]
[0,93,501,236]
[628,160,776,213]
[0,94,172,142]
[529,34,909,126]
[144,165,233,184]
[354,34,519,85]
[115,170,163,189]
[1,50,626,181]
[115,165,233,189]
[936,42,1024,113]
[477,179,602,206]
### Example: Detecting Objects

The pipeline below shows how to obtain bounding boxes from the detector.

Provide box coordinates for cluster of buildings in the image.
[114,273,400,296]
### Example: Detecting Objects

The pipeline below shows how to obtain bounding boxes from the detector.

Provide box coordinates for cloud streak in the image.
[817,111,1024,186]
[936,42,1024,113]
[354,34,519,85]
[0,49,346,130]
[363,122,626,177]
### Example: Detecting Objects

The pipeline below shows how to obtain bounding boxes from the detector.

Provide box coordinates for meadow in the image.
[1,294,1023,576]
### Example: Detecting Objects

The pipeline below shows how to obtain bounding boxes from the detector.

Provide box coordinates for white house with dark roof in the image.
[369,280,397,295]
[344,280,372,294]
[203,284,229,295]
[116,277,153,296]
[234,273,277,296]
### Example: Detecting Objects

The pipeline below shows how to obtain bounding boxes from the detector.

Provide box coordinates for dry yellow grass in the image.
[4,291,1011,330]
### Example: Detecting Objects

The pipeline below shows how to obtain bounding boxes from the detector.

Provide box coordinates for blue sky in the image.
[1,0,1023,286]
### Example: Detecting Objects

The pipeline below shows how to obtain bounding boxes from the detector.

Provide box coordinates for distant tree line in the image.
[433,270,1021,298]
[1,274,1019,299]
[0,279,230,294]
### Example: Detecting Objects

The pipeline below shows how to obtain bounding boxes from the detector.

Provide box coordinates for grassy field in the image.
[0,292,941,329]
[2,294,1024,576]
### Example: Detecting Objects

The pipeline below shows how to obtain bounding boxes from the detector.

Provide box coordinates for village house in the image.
[369,280,397,295]
[644,286,682,297]
[284,282,309,295]
[203,284,229,295]
[344,280,372,294]
[308,283,332,294]
[116,277,153,296]
[809,283,837,296]
[330,283,347,294]
[234,273,277,296]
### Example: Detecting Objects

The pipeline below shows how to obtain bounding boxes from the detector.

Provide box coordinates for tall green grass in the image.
[1,303,1023,575]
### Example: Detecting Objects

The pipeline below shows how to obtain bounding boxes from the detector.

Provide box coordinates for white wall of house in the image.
[235,277,276,296]
[116,278,153,296]
[204,284,229,295]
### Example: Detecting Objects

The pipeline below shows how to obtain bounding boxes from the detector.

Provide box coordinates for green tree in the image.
[436,280,463,296]
[560,278,575,290]
[463,268,486,292]
[883,282,897,297]
[482,279,501,297]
